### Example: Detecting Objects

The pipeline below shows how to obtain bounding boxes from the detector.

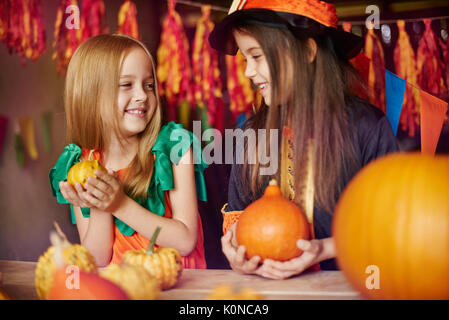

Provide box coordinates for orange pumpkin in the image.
[236,180,310,261]
[333,153,449,300]
[47,268,130,300]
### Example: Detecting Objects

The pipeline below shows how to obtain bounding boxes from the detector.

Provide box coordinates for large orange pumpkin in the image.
[236,180,310,261]
[333,153,449,300]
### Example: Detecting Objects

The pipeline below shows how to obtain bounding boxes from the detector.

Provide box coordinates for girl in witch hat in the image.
[210,0,399,279]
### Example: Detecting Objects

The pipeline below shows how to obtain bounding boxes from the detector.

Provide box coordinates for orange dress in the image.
[81,148,206,269]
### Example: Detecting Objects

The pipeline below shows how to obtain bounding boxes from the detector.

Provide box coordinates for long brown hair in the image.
[237,24,364,214]
[64,34,162,200]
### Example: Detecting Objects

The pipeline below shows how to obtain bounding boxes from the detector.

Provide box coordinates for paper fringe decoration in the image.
[394,20,421,137]
[80,0,108,42]
[53,0,82,75]
[192,5,224,132]
[417,19,447,97]
[0,0,47,64]
[41,111,52,153]
[157,0,194,122]
[225,51,257,119]
[19,117,39,161]
[14,120,25,167]
[117,0,139,40]
[365,28,386,113]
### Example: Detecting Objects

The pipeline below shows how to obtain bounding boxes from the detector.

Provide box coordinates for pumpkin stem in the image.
[88,149,95,161]
[50,231,66,269]
[147,226,162,255]
[53,221,69,244]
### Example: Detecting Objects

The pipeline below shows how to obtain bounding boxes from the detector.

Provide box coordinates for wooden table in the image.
[0,260,362,300]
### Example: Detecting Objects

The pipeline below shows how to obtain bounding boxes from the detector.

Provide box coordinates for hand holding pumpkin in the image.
[82,169,126,213]
[221,226,261,275]
[255,238,333,280]
[59,180,93,209]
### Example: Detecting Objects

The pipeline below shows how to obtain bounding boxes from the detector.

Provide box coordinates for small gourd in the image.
[34,222,97,299]
[67,149,107,187]
[236,180,310,261]
[121,226,183,290]
[100,264,160,300]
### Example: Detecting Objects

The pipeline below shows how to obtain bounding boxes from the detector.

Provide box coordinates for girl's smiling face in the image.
[234,30,272,106]
[117,46,157,139]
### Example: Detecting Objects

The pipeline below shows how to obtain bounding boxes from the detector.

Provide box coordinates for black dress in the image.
[225,95,400,270]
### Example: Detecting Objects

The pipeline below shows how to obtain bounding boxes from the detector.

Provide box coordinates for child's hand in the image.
[59,180,93,209]
[255,239,326,280]
[221,225,262,275]
[82,169,126,213]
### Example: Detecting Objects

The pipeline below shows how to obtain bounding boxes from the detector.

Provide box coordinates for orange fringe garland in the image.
[226,51,259,119]
[80,0,108,42]
[52,0,81,75]
[156,0,194,122]
[192,5,224,131]
[0,0,47,64]
[365,28,386,113]
[117,0,139,40]
[417,19,447,97]
[394,20,420,137]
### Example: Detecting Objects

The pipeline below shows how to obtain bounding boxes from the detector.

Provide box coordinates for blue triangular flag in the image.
[385,70,406,136]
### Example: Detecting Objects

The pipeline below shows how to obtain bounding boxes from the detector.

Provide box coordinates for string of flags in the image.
[0,0,448,167]
[0,111,53,167]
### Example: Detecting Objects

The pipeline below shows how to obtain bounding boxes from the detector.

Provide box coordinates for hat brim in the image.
[209,9,364,60]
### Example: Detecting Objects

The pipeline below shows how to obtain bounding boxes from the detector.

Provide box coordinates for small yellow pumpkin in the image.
[207,284,265,300]
[67,149,107,187]
[35,223,97,300]
[100,264,160,300]
[121,226,183,290]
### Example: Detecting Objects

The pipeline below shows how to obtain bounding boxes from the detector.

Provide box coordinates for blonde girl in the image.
[50,34,207,268]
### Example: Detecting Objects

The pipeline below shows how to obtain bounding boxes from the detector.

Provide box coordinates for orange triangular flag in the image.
[420,90,448,154]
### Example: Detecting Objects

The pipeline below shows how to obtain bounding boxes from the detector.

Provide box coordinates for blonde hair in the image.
[64,34,162,200]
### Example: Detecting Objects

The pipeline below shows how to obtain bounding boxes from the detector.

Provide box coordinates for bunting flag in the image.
[19,117,38,161]
[385,70,406,136]
[417,19,447,97]
[117,0,139,40]
[192,5,224,132]
[80,0,108,42]
[0,115,8,158]
[14,120,25,167]
[365,28,386,113]
[226,50,257,120]
[394,20,420,137]
[53,0,82,75]
[157,0,194,122]
[420,90,448,154]
[0,0,47,63]
[41,111,52,153]
[342,22,370,100]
